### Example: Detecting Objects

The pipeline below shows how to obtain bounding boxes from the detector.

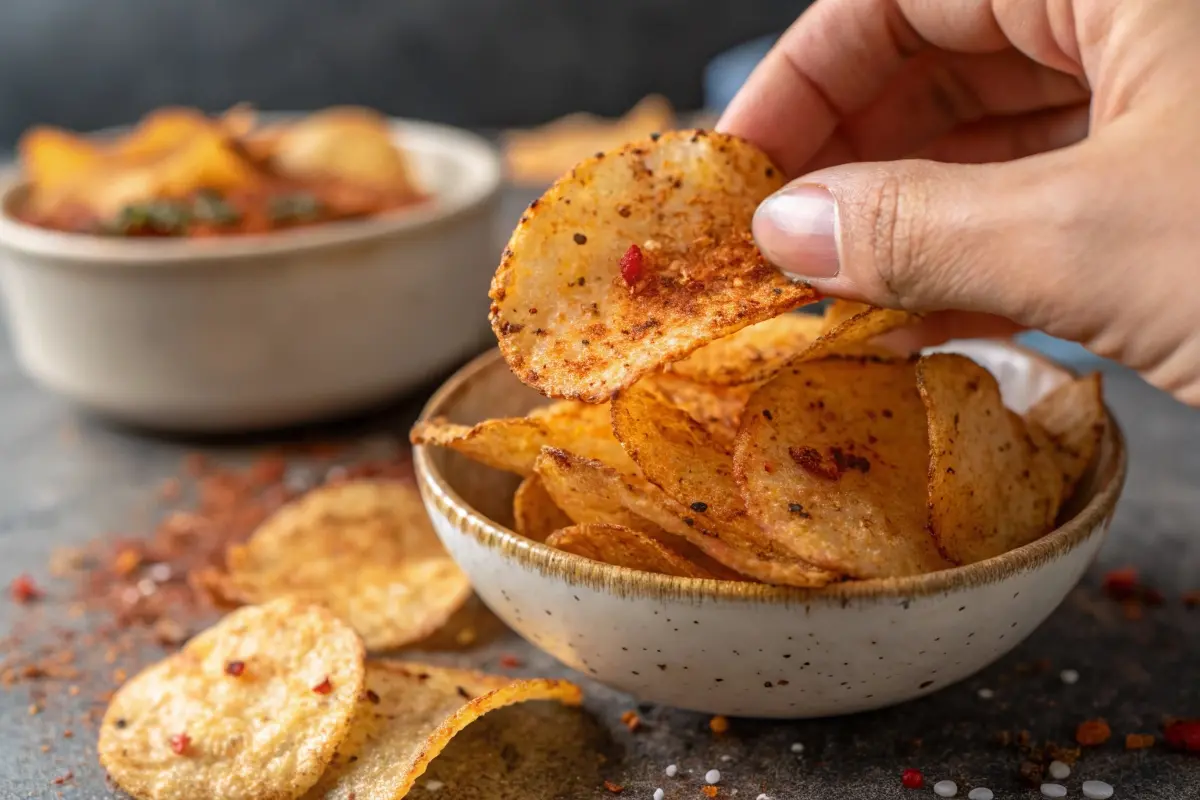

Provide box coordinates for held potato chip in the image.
[490,129,819,402]
[99,599,365,800]
[918,353,1064,565]
[735,357,951,578]
[546,523,723,579]
[800,304,921,361]
[210,481,471,652]
[819,299,872,332]
[1025,373,1106,501]
[642,372,756,448]
[301,661,582,800]
[663,312,826,385]
[512,475,574,543]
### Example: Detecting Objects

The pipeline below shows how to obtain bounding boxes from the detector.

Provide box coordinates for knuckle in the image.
[857,169,922,308]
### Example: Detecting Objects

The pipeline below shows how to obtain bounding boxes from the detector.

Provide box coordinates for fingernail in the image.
[753,183,840,279]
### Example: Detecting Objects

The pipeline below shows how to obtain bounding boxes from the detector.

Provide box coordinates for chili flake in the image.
[169,732,191,755]
[1075,718,1111,746]
[1101,567,1138,600]
[901,768,924,789]
[1164,719,1200,752]
[603,779,624,793]
[312,677,334,695]
[619,244,644,285]
[498,654,524,668]
[224,660,246,677]
[709,714,729,734]
[51,770,74,786]
[620,710,642,732]
[1125,733,1155,750]
[10,573,41,604]
[702,787,719,798]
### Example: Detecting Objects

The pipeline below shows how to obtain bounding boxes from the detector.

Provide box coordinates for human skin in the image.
[718,0,1200,406]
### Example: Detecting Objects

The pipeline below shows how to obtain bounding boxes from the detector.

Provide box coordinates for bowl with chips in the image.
[0,106,502,431]
[413,129,1126,717]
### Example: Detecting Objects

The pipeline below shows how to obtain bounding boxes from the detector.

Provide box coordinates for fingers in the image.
[875,312,1028,354]
[911,104,1090,164]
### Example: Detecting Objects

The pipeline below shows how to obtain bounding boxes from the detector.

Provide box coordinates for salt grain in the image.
[967,789,993,800]
[790,742,804,753]
[1040,783,1067,798]
[977,688,994,700]
[424,780,444,792]
[756,795,769,800]
[1060,668,1079,685]
[1047,760,1070,780]
[705,769,721,784]
[665,764,678,778]
[934,780,958,797]
[720,755,733,762]
[1082,780,1114,799]
[654,789,665,800]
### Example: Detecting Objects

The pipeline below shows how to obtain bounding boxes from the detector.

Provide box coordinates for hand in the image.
[719,0,1200,405]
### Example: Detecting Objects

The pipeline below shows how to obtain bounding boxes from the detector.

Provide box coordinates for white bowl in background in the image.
[0,118,502,432]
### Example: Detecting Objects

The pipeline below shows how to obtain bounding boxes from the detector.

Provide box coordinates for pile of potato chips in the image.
[419,130,1107,586]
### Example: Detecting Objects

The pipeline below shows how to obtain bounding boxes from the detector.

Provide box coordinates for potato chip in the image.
[918,353,1063,565]
[411,400,636,477]
[512,474,573,543]
[801,304,921,361]
[642,373,755,448]
[272,107,417,193]
[301,661,582,800]
[99,599,364,800]
[735,356,951,578]
[534,448,834,587]
[819,299,872,332]
[1025,373,1106,501]
[211,481,471,652]
[18,127,102,192]
[115,108,218,160]
[663,312,826,385]
[490,129,819,402]
[546,523,724,578]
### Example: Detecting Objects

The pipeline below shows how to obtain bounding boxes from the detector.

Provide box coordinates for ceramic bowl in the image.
[0,119,502,432]
[414,342,1126,718]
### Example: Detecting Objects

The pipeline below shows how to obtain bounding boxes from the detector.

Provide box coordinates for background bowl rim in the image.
[414,343,1128,605]
[0,116,502,266]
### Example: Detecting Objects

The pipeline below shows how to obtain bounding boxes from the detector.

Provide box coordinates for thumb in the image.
[751,157,1082,321]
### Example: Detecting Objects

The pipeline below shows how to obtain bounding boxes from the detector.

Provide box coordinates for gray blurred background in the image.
[0,0,810,146]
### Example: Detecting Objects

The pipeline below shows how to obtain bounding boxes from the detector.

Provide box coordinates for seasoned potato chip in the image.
[918,353,1063,565]
[546,523,723,578]
[272,107,417,193]
[99,599,364,800]
[211,481,471,652]
[819,299,872,332]
[801,304,921,361]
[735,357,950,578]
[115,108,218,160]
[490,129,819,401]
[663,312,826,385]
[411,401,635,477]
[301,661,582,800]
[643,373,755,448]
[18,127,102,192]
[512,474,573,543]
[1026,373,1106,501]
[534,448,833,586]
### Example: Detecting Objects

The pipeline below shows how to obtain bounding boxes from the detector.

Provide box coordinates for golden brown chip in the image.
[301,661,582,800]
[546,523,722,578]
[115,107,219,160]
[1025,373,1106,501]
[18,127,102,192]
[211,481,471,652]
[819,299,872,332]
[735,357,950,578]
[801,304,920,361]
[918,353,1064,565]
[642,373,755,448]
[663,312,826,385]
[99,599,365,800]
[534,448,833,587]
[490,129,819,402]
[512,474,574,543]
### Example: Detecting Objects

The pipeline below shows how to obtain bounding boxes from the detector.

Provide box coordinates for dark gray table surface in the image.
[1,270,1198,796]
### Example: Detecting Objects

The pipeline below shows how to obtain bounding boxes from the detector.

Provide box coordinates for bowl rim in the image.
[414,343,1127,605]
[0,116,501,266]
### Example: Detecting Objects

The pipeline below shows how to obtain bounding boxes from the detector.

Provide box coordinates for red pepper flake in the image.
[1125,733,1155,750]
[788,446,839,481]
[51,770,74,786]
[168,732,191,755]
[619,244,644,286]
[312,677,333,695]
[620,710,642,732]
[10,573,42,604]
[1102,567,1139,600]
[702,787,719,798]
[901,768,924,789]
[1165,720,1200,752]
[498,654,523,669]
[1075,718,1112,746]
[224,660,245,677]
[709,714,729,734]
[603,779,624,793]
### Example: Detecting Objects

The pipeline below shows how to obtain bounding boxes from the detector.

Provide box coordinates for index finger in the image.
[717,0,1008,176]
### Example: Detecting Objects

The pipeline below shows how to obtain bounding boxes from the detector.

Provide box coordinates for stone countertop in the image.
[1,275,1198,797]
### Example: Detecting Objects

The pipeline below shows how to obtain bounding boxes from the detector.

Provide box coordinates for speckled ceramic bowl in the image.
[414,342,1126,718]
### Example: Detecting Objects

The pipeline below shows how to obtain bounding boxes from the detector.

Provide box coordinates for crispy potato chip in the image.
[301,661,582,800]
[819,299,872,332]
[918,353,1063,565]
[115,108,218,160]
[643,373,755,448]
[272,107,417,193]
[801,304,921,361]
[546,523,723,578]
[99,599,364,800]
[211,481,471,652]
[735,357,951,578]
[411,400,635,477]
[663,312,826,385]
[512,474,573,543]
[534,448,833,586]
[17,127,102,192]
[490,129,819,402]
[1026,373,1106,501]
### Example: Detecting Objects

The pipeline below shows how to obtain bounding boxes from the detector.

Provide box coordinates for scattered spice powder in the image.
[1125,733,1155,750]
[620,710,642,732]
[1075,719,1112,746]
[709,714,729,734]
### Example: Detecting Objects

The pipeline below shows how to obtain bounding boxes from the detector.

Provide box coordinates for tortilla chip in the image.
[918,353,1063,565]
[546,523,723,578]
[1025,373,1106,501]
[490,129,818,402]
[301,661,582,800]
[211,481,471,652]
[663,312,826,385]
[534,448,833,587]
[512,475,573,543]
[642,373,755,448]
[99,599,364,800]
[735,356,950,578]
